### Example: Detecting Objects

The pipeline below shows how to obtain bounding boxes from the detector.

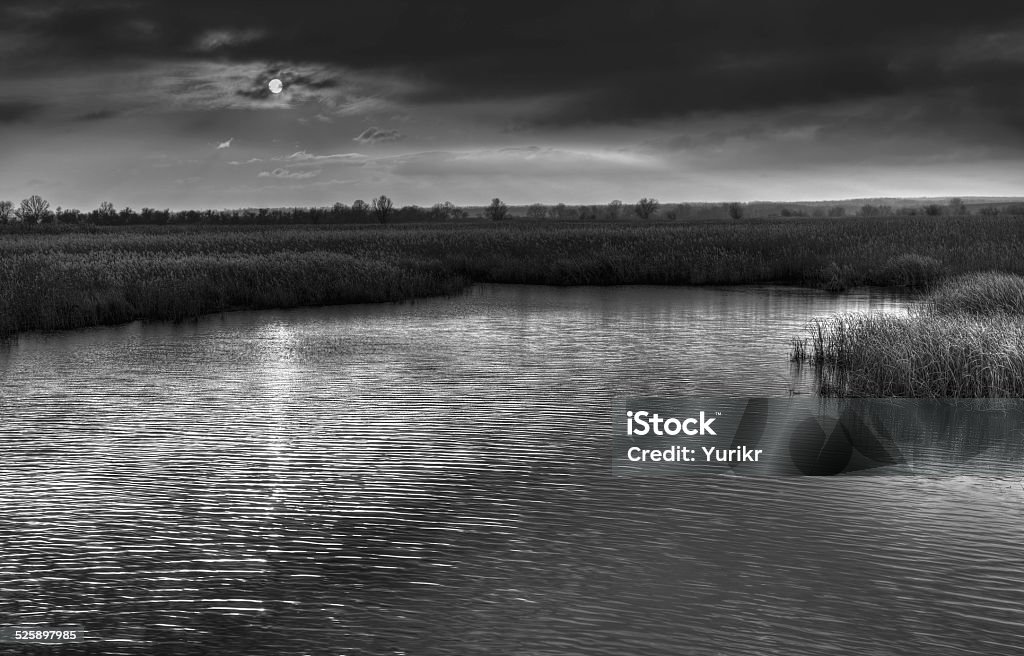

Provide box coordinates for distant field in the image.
[2,215,1024,336]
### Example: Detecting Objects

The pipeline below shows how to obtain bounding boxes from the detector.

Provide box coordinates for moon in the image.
[268,78,283,94]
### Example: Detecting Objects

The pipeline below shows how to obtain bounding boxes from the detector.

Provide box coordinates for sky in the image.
[2,1,1024,211]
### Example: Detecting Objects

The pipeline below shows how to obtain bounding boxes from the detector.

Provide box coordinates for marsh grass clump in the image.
[795,312,1024,397]
[878,253,945,289]
[923,271,1024,316]
[818,261,858,292]
[789,337,811,362]
[794,272,1024,397]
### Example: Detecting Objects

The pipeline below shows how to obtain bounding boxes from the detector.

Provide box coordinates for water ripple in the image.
[1,285,1021,655]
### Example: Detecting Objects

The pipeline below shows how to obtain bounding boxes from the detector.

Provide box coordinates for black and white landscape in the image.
[2,2,1024,655]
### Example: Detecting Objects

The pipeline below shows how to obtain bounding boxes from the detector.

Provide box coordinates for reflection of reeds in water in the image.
[832,398,1024,473]
[793,273,1024,397]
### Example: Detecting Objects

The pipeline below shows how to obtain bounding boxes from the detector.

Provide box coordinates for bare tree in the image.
[431,201,467,221]
[552,203,577,220]
[18,195,51,223]
[431,201,454,221]
[372,195,393,223]
[606,199,623,220]
[728,202,744,220]
[526,203,547,220]
[351,200,370,221]
[577,205,599,221]
[634,197,659,219]
[97,201,116,220]
[0,200,13,223]
[486,198,508,221]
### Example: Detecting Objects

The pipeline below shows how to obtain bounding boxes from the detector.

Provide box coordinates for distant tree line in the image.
[1,194,1022,226]
[0,194,472,226]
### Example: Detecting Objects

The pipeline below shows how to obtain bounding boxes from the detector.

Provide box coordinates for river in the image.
[1,284,1022,655]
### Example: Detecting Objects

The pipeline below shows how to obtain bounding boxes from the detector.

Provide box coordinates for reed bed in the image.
[0,251,466,336]
[3,215,1024,337]
[923,271,1024,316]
[792,271,1024,397]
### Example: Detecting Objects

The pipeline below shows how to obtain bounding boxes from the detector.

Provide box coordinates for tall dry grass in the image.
[792,271,1024,397]
[3,214,1024,337]
[923,271,1024,316]
[0,251,466,336]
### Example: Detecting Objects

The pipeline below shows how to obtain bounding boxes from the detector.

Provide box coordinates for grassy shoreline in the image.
[793,272,1024,397]
[3,216,1024,338]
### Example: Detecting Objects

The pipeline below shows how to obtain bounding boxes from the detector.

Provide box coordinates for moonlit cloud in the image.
[277,151,368,167]
[354,127,405,144]
[258,168,322,179]
[1,59,394,117]
[386,146,658,177]
[194,28,266,52]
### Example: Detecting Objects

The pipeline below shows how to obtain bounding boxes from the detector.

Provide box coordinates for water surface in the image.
[1,284,1022,655]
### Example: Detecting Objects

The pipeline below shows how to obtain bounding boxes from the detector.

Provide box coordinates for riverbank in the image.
[2,216,1023,337]
[792,272,1024,397]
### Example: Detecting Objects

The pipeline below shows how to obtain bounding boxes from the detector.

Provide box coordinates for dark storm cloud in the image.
[0,101,42,123]
[75,109,119,121]
[5,1,1024,128]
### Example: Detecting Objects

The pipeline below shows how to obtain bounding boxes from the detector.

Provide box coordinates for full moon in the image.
[268,79,283,94]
